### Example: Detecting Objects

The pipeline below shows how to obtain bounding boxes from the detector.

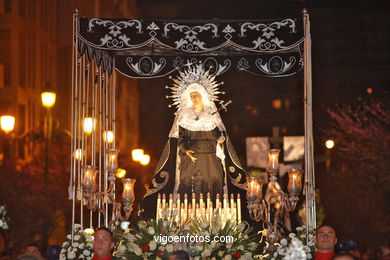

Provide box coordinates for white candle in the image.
[237,193,241,223]
[157,193,161,220]
[176,194,181,222]
[191,193,196,218]
[169,193,173,213]
[184,193,188,219]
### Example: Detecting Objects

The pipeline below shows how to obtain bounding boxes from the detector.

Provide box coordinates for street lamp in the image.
[41,92,56,109]
[325,139,334,171]
[103,130,114,144]
[83,117,95,134]
[0,115,15,134]
[41,87,56,187]
[325,139,335,149]
[140,154,150,166]
[131,149,144,162]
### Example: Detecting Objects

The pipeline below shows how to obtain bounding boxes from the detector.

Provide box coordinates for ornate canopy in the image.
[77,17,304,78]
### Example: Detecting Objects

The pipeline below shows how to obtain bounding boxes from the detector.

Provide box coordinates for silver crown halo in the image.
[165,63,225,109]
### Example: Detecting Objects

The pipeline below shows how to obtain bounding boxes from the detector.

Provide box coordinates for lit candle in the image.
[216,193,220,210]
[122,178,136,218]
[196,202,201,219]
[182,203,187,224]
[200,194,205,220]
[184,193,188,219]
[192,193,196,218]
[176,194,181,222]
[287,168,303,196]
[232,202,237,224]
[207,192,211,214]
[237,193,241,223]
[157,193,161,220]
[188,204,193,220]
[267,149,281,180]
[209,201,213,227]
[169,193,173,213]
[82,166,97,192]
[107,149,119,172]
[162,194,166,210]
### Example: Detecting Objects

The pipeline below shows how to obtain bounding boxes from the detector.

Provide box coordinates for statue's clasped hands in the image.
[218,136,226,144]
[185,150,197,162]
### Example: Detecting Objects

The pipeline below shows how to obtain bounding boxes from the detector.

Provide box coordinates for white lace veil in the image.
[168,83,226,138]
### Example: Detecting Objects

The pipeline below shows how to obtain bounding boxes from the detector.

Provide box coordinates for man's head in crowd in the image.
[25,243,41,257]
[316,225,338,253]
[93,227,115,258]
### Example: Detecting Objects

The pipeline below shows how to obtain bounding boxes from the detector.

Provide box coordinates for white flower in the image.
[117,244,127,253]
[147,226,155,235]
[74,235,81,241]
[125,233,136,242]
[83,250,90,256]
[201,249,211,257]
[134,247,142,256]
[149,240,157,251]
[280,238,288,246]
[237,245,244,251]
[67,234,72,239]
[166,244,174,253]
[138,221,147,229]
[223,255,232,260]
[73,242,79,248]
[67,250,76,259]
[74,224,82,229]
[79,243,84,249]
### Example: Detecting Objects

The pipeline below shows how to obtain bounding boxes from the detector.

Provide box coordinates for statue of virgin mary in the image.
[138,65,248,220]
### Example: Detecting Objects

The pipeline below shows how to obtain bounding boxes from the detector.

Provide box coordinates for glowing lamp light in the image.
[0,115,15,134]
[74,148,83,161]
[287,168,303,196]
[83,117,95,134]
[107,149,119,170]
[246,177,263,202]
[41,91,56,108]
[140,154,150,166]
[116,168,127,178]
[103,130,114,144]
[325,139,335,149]
[131,149,144,162]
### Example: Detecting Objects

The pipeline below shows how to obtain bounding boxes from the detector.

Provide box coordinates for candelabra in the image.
[81,148,136,226]
[247,149,303,245]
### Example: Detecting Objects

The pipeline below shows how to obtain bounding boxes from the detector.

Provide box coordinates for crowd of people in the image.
[0,224,389,260]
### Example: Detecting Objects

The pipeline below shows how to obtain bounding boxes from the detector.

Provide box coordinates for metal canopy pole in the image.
[303,8,316,231]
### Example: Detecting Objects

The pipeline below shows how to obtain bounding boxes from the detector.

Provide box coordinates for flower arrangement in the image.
[0,205,9,230]
[114,217,186,260]
[114,212,259,260]
[59,224,94,260]
[189,217,258,259]
[268,226,316,260]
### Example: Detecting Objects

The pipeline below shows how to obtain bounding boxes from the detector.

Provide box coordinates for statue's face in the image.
[190,91,202,106]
